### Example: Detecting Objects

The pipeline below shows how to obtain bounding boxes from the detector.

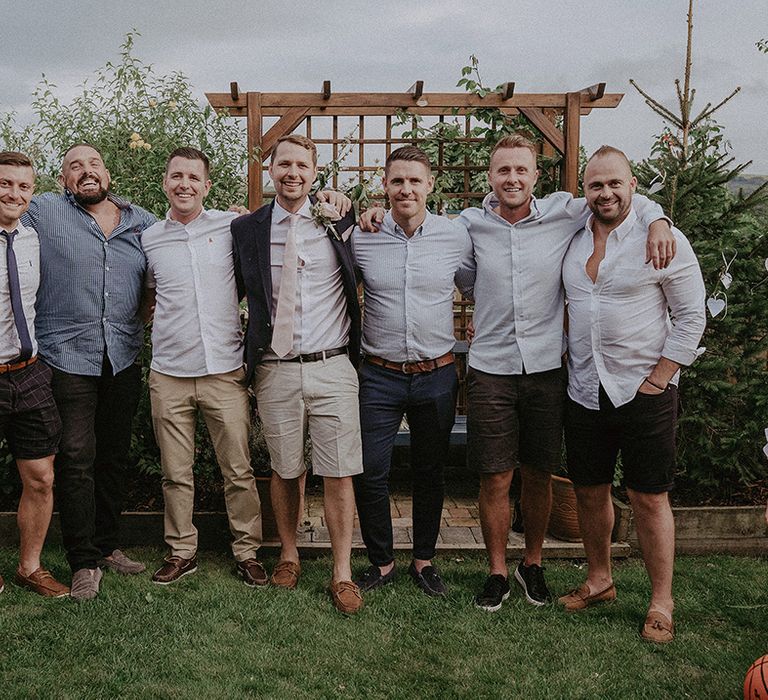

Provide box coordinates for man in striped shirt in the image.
[22,144,155,600]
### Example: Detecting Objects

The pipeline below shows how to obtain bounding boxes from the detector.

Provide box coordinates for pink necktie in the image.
[271,214,299,357]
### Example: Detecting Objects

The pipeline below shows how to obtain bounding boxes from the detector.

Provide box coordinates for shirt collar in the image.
[164,207,210,225]
[383,209,432,239]
[585,207,638,241]
[64,189,132,211]
[482,192,541,221]
[272,197,313,225]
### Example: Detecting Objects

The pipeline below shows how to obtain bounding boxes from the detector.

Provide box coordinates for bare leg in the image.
[271,472,301,564]
[17,456,55,575]
[627,488,675,619]
[479,470,514,577]
[519,465,552,566]
[296,471,307,530]
[573,483,614,592]
[322,476,355,582]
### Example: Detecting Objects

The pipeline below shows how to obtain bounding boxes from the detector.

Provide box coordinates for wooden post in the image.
[246,92,263,210]
[562,91,581,195]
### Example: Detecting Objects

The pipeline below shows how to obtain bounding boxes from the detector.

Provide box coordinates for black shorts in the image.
[467,366,566,474]
[565,386,678,494]
[0,359,62,460]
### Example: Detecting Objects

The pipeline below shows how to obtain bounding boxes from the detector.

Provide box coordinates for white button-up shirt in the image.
[143,209,244,377]
[563,208,706,409]
[352,211,473,362]
[458,192,668,376]
[265,198,349,358]
[0,223,39,363]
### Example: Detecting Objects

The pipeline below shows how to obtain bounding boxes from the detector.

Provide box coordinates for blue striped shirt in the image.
[22,191,156,375]
[352,211,473,362]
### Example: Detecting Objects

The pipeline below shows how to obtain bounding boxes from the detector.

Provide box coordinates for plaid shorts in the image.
[0,359,62,459]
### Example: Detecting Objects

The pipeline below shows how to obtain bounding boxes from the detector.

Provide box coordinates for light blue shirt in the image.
[23,191,156,376]
[143,209,243,377]
[458,192,667,376]
[352,211,473,362]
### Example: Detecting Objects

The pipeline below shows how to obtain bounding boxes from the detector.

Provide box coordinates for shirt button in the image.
[105,266,110,271]
[104,292,109,297]
[104,241,109,247]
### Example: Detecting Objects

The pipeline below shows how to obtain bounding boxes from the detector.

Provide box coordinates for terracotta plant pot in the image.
[548,474,582,542]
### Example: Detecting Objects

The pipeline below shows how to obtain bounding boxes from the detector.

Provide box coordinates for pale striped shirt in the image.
[352,211,473,362]
[22,191,156,376]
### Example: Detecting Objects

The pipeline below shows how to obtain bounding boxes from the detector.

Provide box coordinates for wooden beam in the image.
[499,82,515,100]
[580,82,606,101]
[205,91,624,112]
[246,92,263,210]
[230,82,240,102]
[323,80,331,100]
[260,106,312,158]
[408,81,424,100]
[562,91,581,195]
[518,107,564,153]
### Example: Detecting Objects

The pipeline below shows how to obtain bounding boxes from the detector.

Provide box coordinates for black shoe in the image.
[355,564,396,592]
[408,562,447,597]
[474,574,510,612]
[514,560,551,606]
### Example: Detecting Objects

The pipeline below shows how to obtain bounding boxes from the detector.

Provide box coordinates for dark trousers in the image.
[51,359,142,571]
[354,361,457,566]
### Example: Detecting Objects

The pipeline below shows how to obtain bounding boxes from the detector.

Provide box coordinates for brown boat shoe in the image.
[236,558,269,587]
[558,582,617,611]
[151,555,198,585]
[15,567,70,598]
[330,580,363,614]
[0,573,4,594]
[271,560,301,589]
[641,610,675,643]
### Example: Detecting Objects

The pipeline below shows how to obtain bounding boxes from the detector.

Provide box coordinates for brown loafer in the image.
[271,560,301,589]
[641,610,675,643]
[152,555,198,585]
[330,580,363,614]
[558,582,616,611]
[236,558,268,587]
[14,567,70,598]
[0,573,4,594]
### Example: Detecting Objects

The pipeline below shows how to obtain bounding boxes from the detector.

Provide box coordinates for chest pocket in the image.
[203,235,233,268]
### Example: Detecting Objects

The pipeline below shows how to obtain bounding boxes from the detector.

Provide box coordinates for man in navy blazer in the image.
[231,134,363,614]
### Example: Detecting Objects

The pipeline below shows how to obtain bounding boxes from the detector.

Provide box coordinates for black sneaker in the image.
[408,562,447,597]
[474,574,510,612]
[355,564,396,592]
[514,560,551,606]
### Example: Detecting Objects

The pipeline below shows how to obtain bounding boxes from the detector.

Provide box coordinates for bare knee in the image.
[480,471,513,500]
[18,460,55,496]
[627,489,671,517]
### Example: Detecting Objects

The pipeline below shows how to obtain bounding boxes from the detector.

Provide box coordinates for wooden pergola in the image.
[206,81,623,209]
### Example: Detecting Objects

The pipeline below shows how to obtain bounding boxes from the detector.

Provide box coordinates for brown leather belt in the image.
[365,352,454,375]
[0,356,37,374]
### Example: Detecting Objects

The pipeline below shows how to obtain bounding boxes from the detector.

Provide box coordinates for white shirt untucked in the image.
[563,208,706,410]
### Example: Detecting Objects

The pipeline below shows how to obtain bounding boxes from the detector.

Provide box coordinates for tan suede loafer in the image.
[330,580,363,614]
[271,560,301,589]
[15,567,70,598]
[641,610,675,643]
[558,582,616,611]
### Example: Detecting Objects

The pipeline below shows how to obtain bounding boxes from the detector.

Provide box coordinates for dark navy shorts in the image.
[0,359,62,460]
[565,385,678,494]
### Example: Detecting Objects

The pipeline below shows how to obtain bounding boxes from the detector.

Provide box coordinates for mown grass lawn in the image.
[1,548,766,699]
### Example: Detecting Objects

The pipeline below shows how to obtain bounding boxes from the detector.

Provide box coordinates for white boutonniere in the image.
[310,201,343,240]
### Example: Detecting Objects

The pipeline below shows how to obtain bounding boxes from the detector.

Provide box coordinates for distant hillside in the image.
[728,174,767,197]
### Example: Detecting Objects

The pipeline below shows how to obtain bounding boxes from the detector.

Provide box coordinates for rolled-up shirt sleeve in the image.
[660,234,706,366]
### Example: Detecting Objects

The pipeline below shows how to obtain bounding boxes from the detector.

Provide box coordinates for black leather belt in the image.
[276,347,348,363]
[0,356,37,374]
[365,352,454,374]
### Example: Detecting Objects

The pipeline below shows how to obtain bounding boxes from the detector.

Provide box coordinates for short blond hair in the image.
[271,135,318,166]
[490,134,538,164]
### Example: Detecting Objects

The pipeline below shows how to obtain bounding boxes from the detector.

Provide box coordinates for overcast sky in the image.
[3,0,766,172]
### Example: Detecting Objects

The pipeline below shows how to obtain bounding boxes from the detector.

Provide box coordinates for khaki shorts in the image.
[254,354,363,479]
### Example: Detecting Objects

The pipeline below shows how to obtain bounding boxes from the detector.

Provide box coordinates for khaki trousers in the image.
[149,368,261,560]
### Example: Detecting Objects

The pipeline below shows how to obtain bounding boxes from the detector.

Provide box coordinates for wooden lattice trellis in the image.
[206,81,623,210]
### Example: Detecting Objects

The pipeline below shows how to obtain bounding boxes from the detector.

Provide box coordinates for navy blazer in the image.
[231,198,360,382]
